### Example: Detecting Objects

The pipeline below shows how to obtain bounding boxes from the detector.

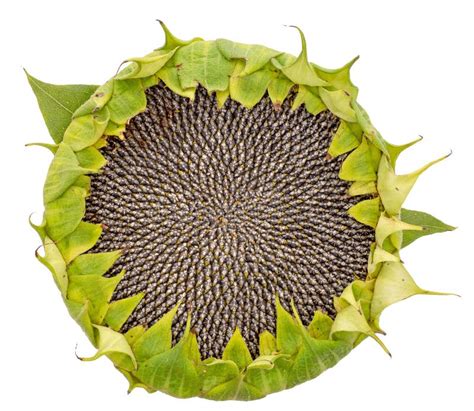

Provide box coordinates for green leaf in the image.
[291,86,325,115]
[201,355,277,401]
[68,271,123,324]
[400,209,455,248]
[63,109,110,151]
[319,87,357,122]
[312,56,359,98]
[278,27,328,87]
[104,121,126,137]
[124,325,146,347]
[307,311,333,340]
[133,303,180,361]
[222,328,253,370]
[269,300,351,390]
[65,299,95,341]
[259,331,277,355]
[352,102,389,156]
[73,79,114,118]
[216,38,281,75]
[276,297,302,355]
[247,354,286,371]
[368,142,382,171]
[375,213,421,248]
[331,304,390,355]
[339,280,374,320]
[348,197,381,228]
[68,250,121,276]
[215,89,229,108]
[157,66,196,99]
[286,338,351,388]
[157,20,203,51]
[203,374,263,401]
[25,142,58,153]
[267,75,294,106]
[105,293,145,331]
[43,143,92,204]
[116,48,177,80]
[36,234,68,296]
[107,79,147,124]
[45,185,86,241]
[229,64,273,108]
[378,154,449,216]
[135,331,201,398]
[244,355,291,396]
[339,138,376,182]
[56,221,102,263]
[72,175,91,192]
[385,136,423,168]
[328,121,362,158]
[75,146,107,171]
[174,40,236,91]
[25,70,97,143]
[80,324,137,369]
[201,359,240,394]
[119,369,157,394]
[370,261,454,328]
[348,181,377,196]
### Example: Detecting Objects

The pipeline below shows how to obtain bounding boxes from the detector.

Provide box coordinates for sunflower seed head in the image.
[85,83,374,358]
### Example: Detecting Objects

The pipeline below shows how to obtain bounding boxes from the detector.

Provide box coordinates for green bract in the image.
[28,22,454,400]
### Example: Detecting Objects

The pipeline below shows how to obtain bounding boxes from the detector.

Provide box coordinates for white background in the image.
[1,0,473,409]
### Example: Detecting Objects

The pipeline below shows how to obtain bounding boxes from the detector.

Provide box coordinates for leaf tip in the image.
[348,55,360,67]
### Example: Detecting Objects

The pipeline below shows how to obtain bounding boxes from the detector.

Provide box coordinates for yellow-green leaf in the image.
[26,70,97,143]
[400,209,455,248]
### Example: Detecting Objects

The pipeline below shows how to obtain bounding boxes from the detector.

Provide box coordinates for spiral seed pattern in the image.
[85,82,374,358]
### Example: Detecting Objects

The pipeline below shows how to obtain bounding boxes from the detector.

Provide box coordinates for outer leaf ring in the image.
[29,22,453,400]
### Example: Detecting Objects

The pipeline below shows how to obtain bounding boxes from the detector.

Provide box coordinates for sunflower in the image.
[28,22,454,400]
